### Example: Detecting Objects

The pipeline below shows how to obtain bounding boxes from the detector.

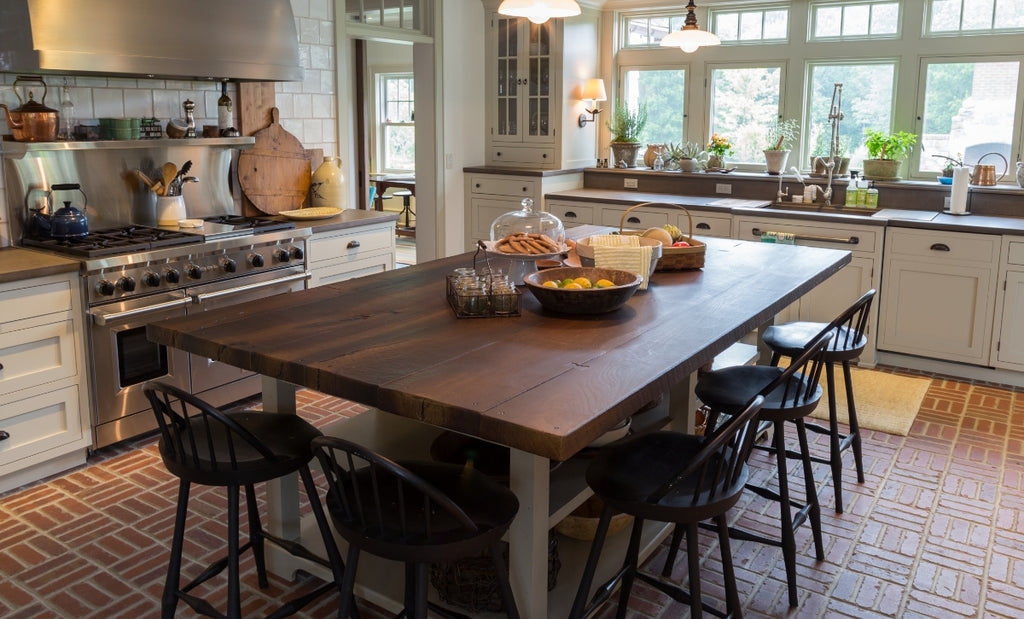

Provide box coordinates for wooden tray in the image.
[617,202,706,270]
[238,107,311,214]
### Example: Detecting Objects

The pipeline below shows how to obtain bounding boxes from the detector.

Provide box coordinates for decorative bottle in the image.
[310,157,345,208]
[217,81,233,135]
[59,79,75,141]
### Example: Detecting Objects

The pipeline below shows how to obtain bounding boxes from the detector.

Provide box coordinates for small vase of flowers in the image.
[706,133,734,170]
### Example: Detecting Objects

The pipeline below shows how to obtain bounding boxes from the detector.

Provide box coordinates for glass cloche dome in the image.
[489,198,565,248]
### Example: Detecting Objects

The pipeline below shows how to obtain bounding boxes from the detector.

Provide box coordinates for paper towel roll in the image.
[949,166,970,214]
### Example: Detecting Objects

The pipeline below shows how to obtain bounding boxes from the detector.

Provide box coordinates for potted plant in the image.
[862,129,917,180]
[763,118,799,174]
[706,133,733,170]
[664,141,703,172]
[607,102,648,168]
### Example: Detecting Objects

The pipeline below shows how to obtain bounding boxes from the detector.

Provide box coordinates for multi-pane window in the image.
[621,68,687,146]
[917,59,1020,173]
[622,13,687,47]
[927,0,1024,34]
[810,1,901,39]
[711,6,790,43]
[346,0,426,33]
[805,62,896,169]
[379,74,415,172]
[709,66,783,164]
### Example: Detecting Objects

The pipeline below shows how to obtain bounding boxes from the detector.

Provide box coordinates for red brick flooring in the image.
[1,372,1022,618]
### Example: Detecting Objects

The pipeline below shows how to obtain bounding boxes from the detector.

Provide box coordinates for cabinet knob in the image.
[521,187,528,192]
[347,240,361,249]
[496,152,502,157]
[0,430,9,441]
[627,216,641,224]
[696,222,711,230]
[542,153,547,158]
[0,362,4,370]
[475,183,481,188]
[930,243,951,252]
[565,211,577,219]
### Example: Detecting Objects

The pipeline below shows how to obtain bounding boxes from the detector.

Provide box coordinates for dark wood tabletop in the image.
[147,226,850,461]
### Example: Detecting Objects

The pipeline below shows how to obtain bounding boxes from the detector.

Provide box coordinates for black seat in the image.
[569,394,766,619]
[692,331,833,607]
[309,435,521,619]
[761,289,876,513]
[144,381,347,619]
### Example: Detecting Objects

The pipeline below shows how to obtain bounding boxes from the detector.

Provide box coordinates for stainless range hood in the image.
[0,0,303,82]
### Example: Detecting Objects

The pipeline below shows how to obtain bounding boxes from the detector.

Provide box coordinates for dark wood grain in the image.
[148,227,850,461]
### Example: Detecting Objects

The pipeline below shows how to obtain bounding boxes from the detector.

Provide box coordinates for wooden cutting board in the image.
[238,107,310,214]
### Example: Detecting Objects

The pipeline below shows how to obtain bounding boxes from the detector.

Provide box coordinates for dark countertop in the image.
[546,188,771,211]
[463,166,586,177]
[273,208,400,234]
[0,247,81,284]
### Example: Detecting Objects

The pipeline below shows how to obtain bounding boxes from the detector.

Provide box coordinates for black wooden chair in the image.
[692,331,833,607]
[309,435,521,619]
[144,381,349,619]
[761,289,876,513]
[568,394,766,619]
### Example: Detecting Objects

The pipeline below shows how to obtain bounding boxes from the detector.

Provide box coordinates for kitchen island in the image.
[146,226,850,616]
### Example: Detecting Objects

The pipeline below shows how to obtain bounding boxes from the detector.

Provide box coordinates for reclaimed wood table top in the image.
[147,226,850,461]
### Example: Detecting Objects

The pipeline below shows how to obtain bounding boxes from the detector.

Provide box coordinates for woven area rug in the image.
[809,368,931,436]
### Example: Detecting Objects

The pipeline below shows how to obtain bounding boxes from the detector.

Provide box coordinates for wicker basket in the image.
[617,202,706,270]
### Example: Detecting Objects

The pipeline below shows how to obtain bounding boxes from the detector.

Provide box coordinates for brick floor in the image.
[1,370,1021,618]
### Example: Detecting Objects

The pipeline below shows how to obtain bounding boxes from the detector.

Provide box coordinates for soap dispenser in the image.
[865,181,879,207]
[845,172,859,207]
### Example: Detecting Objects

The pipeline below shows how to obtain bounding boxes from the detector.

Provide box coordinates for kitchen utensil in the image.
[161,162,178,194]
[238,107,311,214]
[156,195,187,226]
[0,76,59,142]
[46,183,89,239]
[969,152,1008,186]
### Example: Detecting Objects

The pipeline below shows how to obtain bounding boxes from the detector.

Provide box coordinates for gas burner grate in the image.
[22,226,203,258]
[203,215,295,233]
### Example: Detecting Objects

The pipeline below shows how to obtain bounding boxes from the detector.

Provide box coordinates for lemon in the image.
[573,277,593,288]
[595,279,616,288]
[563,282,583,289]
[542,280,559,288]
[561,278,575,287]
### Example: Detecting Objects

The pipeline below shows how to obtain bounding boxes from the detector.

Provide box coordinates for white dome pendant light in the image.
[498,0,582,25]
[660,0,721,53]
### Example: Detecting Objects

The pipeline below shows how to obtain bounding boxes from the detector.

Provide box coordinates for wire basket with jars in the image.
[445,241,523,318]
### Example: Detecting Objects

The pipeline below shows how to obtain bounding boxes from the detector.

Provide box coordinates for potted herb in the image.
[607,102,648,168]
[664,141,703,172]
[706,133,733,170]
[862,129,917,180]
[763,118,799,175]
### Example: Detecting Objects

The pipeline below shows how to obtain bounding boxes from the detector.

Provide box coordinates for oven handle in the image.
[192,271,311,303]
[750,227,859,246]
[89,297,193,326]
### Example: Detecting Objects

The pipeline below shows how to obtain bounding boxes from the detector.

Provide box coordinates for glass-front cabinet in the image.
[495,15,552,141]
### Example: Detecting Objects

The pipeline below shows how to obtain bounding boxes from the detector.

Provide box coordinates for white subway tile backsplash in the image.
[309,0,329,20]
[312,94,333,118]
[319,20,335,45]
[123,89,155,117]
[299,17,320,42]
[293,94,313,118]
[276,94,295,119]
[310,44,331,70]
[320,70,335,95]
[92,89,125,117]
[302,119,323,144]
[290,0,311,19]
[153,90,182,120]
[301,70,321,94]
[69,87,94,120]
[75,77,110,88]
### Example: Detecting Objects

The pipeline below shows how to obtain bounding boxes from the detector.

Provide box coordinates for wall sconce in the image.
[577,78,607,128]
[498,0,581,25]
[660,0,721,53]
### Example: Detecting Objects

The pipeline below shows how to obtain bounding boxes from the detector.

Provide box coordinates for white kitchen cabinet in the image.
[464,172,583,249]
[879,228,999,366]
[991,237,1024,369]
[0,272,91,492]
[306,221,396,288]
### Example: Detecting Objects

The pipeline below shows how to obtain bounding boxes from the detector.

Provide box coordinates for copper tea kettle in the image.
[969,152,1008,186]
[0,76,59,142]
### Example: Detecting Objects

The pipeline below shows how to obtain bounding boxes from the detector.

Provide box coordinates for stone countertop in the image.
[0,247,81,284]
[546,188,771,211]
[463,166,586,177]
[271,208,400,234]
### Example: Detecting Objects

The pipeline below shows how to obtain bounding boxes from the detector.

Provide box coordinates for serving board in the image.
[238,107,310,214]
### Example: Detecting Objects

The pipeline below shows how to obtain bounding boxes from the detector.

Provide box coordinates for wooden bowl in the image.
[522,267,641,314]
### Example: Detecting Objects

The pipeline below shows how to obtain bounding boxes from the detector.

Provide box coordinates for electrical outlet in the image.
[624,178,639,189]
[716,183,732,195]
[944,196,951,208]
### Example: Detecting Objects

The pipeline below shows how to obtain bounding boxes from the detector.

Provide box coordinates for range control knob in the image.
[221,257,237,273]
[164,268,181,284]
[97,279,116,296]
[248,253,265,268]
[142,271,161,287]
[288,246,304,260]
[116,276,137,292]
[186,264,203,280]
[274,248,291,263]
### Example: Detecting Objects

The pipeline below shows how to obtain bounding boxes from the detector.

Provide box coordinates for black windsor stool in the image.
[761,289,876,513]
[309,435,521,619]
[691,331,833,607]
[144,382,352,619]
[393,189,415,236]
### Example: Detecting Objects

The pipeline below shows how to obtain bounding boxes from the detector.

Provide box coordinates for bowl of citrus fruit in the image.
[522,267,642,314]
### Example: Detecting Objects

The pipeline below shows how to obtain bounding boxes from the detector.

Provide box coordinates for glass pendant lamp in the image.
[498,0,581,24]
[660,0,721,53]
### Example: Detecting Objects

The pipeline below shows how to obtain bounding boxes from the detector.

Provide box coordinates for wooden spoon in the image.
[161,162,178,195]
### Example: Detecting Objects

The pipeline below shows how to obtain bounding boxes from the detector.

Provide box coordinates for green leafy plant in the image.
[607,101,648,143]
[665,141,703,161]
[764,118,800,151]
[933,153,962,176]
[864,129,918,161]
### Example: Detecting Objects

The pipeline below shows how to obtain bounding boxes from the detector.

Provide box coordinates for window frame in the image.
[923,0,1024,37]
[705,61,788,170]
[808,0,904,42]
[620,10,688,49]
[375,70,416,174]
[617,63,691,147]
[709,2,792,45]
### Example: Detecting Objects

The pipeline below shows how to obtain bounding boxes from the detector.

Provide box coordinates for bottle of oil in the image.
[217,81,233,135]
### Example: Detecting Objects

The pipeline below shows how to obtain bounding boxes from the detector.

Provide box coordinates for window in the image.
[917,59,1020,173]
[711,6,790,43]
[346,0,427,33]
[622,13,687,47]
[805,62,896,169]
[927,0,1024,34]
[709,66,783,165]
[379,73,415,173]
[810,1,901,40]
[621,68,687,146]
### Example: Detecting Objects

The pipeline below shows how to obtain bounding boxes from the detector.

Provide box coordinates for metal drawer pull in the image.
[0,430,9,441]
[930,243,951,252]
[90,297,193,326]
[347,240,361,249]
[0,362,3,370]
[696,222,711,230]
[564,211,577,219]
[194,271,311,303]
[627,216,641,224]
[750,228,859,245]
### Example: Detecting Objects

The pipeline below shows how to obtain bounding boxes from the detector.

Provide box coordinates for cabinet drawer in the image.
[547,202,594,226]
[1006,239,1024,266]
[488,146,555,166]
[471,198,522,241]
[469,176,537,197]
[0,320,78,397]
[0,385,83,468]
[312,254,391,287]
[734,218,878,254]
[308,226,394,264]
[0,280,73,324]
[688,214,732,238]
[601,206,670,229]
[887,229,998,263]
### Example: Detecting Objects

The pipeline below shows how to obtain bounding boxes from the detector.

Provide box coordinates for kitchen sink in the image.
[767,202,879,216]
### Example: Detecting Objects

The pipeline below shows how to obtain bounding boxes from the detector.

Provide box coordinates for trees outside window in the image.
[709,66,782,164]
[622,68,687,146]
[379,73,415,173]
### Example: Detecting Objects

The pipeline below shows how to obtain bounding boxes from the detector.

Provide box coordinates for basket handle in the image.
[618,202,694,238]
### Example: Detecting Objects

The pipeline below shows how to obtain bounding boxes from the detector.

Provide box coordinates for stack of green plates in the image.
[99,118,141,140]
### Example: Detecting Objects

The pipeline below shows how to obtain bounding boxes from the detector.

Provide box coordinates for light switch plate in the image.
[716,183,732,194]
[624,178,639,189]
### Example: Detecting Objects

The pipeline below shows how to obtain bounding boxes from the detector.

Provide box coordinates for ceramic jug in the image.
[311,156,345,208]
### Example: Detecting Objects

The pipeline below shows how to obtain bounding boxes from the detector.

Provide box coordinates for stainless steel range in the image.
[26,218,311,448]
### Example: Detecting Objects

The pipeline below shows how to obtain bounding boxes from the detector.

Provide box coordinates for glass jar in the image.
[490,276,518,315]
[460,281,489,316]
[489,198,565,249]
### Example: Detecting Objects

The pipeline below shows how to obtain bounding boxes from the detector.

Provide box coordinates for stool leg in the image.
[489,542,521,619]
[227,484,242,619]
[337,545,361,619]
[685,522,702,618]
[568,505,614,619]
[771,420,799,607]
[843,360,865,484]
[824,361,846,513]
[244,483,269,587]
[410,562,428,619]
[715,512,741,618]
[662,525,684,577]
[795,418,825,561]
[615,516,645,619]
[163,479,190,619]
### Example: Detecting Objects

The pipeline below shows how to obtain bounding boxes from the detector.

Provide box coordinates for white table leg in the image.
[668,371,697,433]
[261,377,302,562]
[508,447,550,618]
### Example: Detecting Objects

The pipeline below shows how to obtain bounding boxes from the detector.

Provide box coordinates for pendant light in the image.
[498,0,582,25]
[660,0,721,53]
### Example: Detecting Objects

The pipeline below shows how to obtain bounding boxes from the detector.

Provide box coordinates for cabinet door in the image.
[994,270,1024,368]
[491,15,553,145]
[798,256,874,324]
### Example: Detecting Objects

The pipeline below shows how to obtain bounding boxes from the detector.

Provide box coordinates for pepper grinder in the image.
[183,99,196,138]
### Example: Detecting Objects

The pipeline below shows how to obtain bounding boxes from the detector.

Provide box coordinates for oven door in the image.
[88,291,192,448]
[186,266,310,398]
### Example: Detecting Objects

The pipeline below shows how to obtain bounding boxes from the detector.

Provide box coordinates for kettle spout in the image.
[0,104,24,130]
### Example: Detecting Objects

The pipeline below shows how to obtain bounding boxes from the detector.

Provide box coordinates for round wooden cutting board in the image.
[238,107,311,214]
